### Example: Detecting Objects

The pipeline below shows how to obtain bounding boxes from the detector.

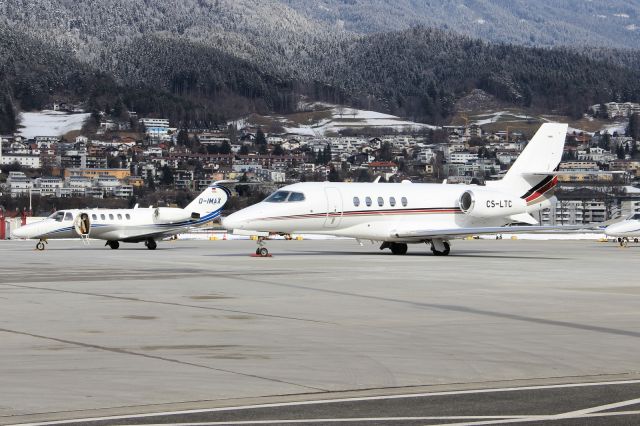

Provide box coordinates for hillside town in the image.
[2,102,640,226]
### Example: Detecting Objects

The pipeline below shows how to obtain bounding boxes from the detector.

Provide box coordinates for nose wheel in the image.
[252,237,272,257]
[145,238,157,250]
[35,240,47,251]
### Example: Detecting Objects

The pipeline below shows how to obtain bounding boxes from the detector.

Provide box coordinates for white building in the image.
[448,151,478,164]
[36,177,63,197]
[0,154,41,169]
[7,172,33,197]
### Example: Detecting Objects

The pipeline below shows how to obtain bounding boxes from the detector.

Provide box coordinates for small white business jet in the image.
[223,123,573,256]
[605,213,640,247]
[11,183,230,250]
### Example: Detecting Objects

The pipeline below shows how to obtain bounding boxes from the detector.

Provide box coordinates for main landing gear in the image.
[35,239,47,251]
[106,240,120,250]
[380,242,408,255]
[429,239,451,256]
[144,238,157,250]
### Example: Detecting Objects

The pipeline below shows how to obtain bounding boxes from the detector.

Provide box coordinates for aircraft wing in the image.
[393,224,595,240]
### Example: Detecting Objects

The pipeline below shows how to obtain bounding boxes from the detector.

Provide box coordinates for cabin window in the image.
[117,214,123,220]
[92,214,97,220]
[126,214,131,220]
[365,196,372,207]
[390,197,396,207]
[109,214,114,220]
[64,212,73,221]
[49,212,65,222]
[288,192,305,202]
[401,197,408,207]
[100,214,106,220]
[377,197,384,207]
[265,191,290,203]
[353,197,360,207]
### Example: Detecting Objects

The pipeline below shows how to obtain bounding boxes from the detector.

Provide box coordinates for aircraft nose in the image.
[605,223,623,237]
[11,226,29,239]
[221,212,244,231]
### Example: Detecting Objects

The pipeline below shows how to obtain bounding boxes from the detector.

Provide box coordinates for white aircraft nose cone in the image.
[221,213,242,230]
[11,227,28,239]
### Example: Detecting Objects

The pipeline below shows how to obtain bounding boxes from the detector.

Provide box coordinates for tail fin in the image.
[489,123,568,206]
[184,182,231,221]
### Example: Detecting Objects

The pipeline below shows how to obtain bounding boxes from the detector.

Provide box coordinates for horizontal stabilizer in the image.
[507,213,538,225]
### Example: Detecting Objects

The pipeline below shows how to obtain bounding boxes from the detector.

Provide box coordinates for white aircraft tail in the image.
[489,123,568,207]
[184,183,231,221]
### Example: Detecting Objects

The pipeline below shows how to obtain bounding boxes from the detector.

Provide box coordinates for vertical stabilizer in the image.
[489,123,567,205]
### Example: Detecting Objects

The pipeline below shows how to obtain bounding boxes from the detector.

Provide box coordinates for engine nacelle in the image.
[153,207,193,224]
[459,189,526,218]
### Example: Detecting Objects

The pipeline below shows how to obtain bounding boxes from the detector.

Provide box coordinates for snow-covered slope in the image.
[235,106,435,137]
[18,111,90,139]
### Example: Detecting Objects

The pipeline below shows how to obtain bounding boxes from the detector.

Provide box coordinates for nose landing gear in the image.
[252,236,272,257]
[35,239,47,251]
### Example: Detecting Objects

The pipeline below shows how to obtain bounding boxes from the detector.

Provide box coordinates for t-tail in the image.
[185,182,232,222]
[488,123,568,210]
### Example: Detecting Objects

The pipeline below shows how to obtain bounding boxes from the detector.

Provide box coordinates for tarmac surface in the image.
[1,238,640,425]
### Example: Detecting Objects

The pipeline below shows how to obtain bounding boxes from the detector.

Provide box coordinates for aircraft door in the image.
[324,187,343,228]
[74,213,91,236]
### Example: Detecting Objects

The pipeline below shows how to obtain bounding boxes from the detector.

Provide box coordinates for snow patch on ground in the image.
[18,110,90,139]
[471,111,535,126]
[282,107,435,136]
[234,105,436,137]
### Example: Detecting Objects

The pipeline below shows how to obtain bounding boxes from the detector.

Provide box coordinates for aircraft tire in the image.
[635,238,639,243]
[390,243,408,255]
[258,247,269,257]
[107,241,120,250]
[36,242,45,251]
[146,239,157,250]
[431,241,451,256]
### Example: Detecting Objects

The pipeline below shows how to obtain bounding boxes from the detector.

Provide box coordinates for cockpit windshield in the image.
[48,211,65,222]
[264,191,305,203]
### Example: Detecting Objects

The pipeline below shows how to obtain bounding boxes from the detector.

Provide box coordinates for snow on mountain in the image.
[18,111,90,139]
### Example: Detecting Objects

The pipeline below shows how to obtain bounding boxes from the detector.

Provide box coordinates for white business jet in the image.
[605,213,640,247]
[222,123,572,256]
[11,183,230,250]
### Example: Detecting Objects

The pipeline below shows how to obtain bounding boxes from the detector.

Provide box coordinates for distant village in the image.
[2,101,640,226]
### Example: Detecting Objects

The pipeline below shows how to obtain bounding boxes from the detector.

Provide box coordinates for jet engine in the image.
[459,189,526,218]
[153,207,193,224]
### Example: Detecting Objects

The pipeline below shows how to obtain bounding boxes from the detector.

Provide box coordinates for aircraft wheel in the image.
[107,241,120,250]
[36,241,45,251]
[431,241,451,256]
[390,243,408,255]
[146,239,157,250]
[258,247,269,257]
[635,238,639,243]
